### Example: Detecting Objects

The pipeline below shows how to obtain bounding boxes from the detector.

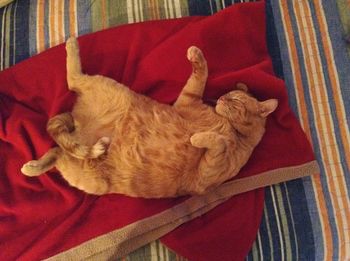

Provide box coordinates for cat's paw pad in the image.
[187,46,204,63]
[91,137,111,158]
[21,161,42,176]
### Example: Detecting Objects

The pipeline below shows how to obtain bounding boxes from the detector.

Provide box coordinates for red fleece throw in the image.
[0,2,316,261]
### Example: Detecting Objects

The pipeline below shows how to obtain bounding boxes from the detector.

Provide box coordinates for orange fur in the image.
[21,38,278,198]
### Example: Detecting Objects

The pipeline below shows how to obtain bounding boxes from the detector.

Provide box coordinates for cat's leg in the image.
[190,132,233,193]
[21,147,62,176]
[65,37,93,92]
[174,46,208,107]
[47,112,110,159]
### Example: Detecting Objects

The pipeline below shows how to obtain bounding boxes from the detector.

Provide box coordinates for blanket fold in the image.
[0,2,317,261]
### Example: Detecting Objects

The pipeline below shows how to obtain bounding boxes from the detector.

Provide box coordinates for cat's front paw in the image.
[190,133,207,148]
[21,161,42,176]
[91,137,111,158]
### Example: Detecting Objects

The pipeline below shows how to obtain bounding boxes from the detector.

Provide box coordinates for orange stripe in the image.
[58,0,64,44]
[69,0,77,37]
[313,0,350,189]
[280,1,333,259]
[37,0,45,53]
[154,0,160,19]
[149,0,156,19]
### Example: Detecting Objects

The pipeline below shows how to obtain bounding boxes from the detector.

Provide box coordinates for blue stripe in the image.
[77,0,93,36]
[188,0,213,16]
[14,0,30,64]
[28,0,37,57]
[284,180,315,260]
[44,0,49,49]
[64,0,70,39]
[269,0,299,117]
[266,0,284,79]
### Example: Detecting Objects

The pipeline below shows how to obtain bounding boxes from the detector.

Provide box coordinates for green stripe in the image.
[108,0,128,26]
[91,0,103,32]
[283,183,299,259]
[275,185,292,261]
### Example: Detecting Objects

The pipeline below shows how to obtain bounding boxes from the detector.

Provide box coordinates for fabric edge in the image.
[45,160,319,261]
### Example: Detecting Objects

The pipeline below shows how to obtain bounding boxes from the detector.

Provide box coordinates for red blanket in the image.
[0,2,316,261]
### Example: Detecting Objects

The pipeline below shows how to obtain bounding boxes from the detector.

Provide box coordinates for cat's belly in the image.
[105,105,204,197]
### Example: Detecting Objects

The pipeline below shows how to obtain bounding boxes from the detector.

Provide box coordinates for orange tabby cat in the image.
[21,37,278,198]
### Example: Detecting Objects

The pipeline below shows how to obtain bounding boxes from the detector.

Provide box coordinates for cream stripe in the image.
[59,0,65,44]
[54,0,59,46]
[150,241,157,261]
[134,0,140,22]
[168,0,174,18]
[174,0,181,17]
[138,0,144,21]
[270,186,285,261]
[257,231,263,261]
[4,3,11,68]
[127,0,134,23]
[164,0,169,18]
[296,2,350,259]
[279,1,331,259]
[46,161,319,260]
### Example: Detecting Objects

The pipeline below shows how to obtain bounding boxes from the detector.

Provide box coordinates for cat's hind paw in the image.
[21,160,44,177]
[66,37,79,51]
[187,46,204,63]
[90,137,111,158]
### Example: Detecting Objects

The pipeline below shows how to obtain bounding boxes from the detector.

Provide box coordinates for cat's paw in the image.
[187,46,204,64]
[91,137,111,158]
[66,37,79,51]
[21,161,43,177]
[190,133,207,148]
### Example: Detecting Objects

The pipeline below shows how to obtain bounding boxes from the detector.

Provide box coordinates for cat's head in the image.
[215,83,278,128]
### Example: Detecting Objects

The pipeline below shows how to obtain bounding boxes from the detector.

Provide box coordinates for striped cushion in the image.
[0,0,349,260]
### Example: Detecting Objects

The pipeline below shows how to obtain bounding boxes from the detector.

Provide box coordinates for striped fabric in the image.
[0,0,349,260]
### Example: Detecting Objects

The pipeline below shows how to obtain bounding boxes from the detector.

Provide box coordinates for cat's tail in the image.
[47,113,110,160]
[21,147,61,176]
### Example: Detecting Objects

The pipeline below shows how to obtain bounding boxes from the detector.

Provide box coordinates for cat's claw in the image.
[91,137,111,158]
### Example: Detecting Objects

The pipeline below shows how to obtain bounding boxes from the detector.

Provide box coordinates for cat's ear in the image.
[259,99,278,117]
[236,82,248,92]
